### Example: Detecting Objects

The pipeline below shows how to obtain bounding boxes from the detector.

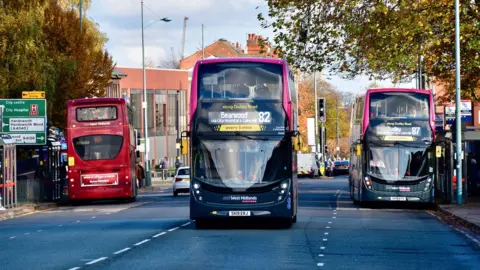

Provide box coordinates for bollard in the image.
[0,195,5,211]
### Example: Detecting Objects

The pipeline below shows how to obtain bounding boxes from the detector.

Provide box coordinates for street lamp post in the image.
[141,0,171,186]
[454,0,462,204]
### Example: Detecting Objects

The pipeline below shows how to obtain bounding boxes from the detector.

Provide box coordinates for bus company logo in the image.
[386,186,410,192]
[30,104,38,116]
[222,195,258,203]
[88,121,111,126]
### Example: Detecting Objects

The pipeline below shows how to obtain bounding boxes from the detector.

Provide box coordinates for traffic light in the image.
[318,97,326,121]
[325,145,329,153]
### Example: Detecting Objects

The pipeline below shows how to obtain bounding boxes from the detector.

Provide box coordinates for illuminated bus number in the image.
[412,127,420,136]
[259,112,271,123]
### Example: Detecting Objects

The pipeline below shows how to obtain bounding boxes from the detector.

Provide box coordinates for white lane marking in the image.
[134,239,150,246]
[76,220,80,223]
[333,209,337,212]
[113,248,131,255]
[24,233,30,235]
[333,213,337,215]
[328,221,332,224]
[168,227,179,232]
[37,230,42,232]
[319,254,324,257]
[58,225,63,227]
[323,238,328,241]
[318,263,325,267]
[333,217,337,219]
[85,257,107,265]
[181,222,191,227]
[320,247,326,250]
[324,232,329,235]
[326,226,330,229]
[106,213,111,215]
[153,232,167,238]
[9,236,15,239]
[68,267,81,270]
[92,216,96,219]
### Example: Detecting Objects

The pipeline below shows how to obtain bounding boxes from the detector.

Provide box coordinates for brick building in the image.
[109,67,189,167]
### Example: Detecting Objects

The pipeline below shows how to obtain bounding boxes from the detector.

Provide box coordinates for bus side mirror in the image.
[181,139,188,155]
[355,144,361,156]
[435,145,442,157]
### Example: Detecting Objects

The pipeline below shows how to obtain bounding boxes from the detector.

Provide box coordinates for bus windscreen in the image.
[198,62,283,100]
[73,135,123,161]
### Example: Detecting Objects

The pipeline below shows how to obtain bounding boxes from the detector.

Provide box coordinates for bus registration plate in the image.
[390,197,407,201]
[229,211,251,216]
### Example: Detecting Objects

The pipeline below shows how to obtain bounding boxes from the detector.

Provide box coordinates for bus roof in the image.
[194,57,286,66]
[364,88,432,96]
[67,97,127,106]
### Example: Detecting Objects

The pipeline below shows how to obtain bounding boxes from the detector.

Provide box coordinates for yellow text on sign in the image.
[219,125,261,132]
[22,91,45,99]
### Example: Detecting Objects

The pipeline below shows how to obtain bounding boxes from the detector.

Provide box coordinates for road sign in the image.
[0,99,47,145]
[22,91,45,99]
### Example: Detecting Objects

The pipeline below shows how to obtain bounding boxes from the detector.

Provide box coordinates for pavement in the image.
[436,202,480,235]
[1,176,480,269]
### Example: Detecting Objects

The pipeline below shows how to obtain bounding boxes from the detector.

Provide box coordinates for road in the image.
[1,176,480,270]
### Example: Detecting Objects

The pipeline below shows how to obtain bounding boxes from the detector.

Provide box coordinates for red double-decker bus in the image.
[65,97,137,202]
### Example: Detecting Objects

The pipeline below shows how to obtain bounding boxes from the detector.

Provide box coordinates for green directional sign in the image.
[0,99,47,145]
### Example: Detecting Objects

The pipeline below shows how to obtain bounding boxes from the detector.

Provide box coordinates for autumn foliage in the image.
[259,0,480,101]
[298,75,351,157]
[0,0,113,127]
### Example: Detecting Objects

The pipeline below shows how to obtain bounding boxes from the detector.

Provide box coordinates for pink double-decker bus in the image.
[183,58,300,228]
[349,88,436,205]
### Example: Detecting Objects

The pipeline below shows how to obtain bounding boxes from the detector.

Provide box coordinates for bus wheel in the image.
[173,191,178,197]
[282,218,293,228]
[292,215,297,223]
[195,219,209,229]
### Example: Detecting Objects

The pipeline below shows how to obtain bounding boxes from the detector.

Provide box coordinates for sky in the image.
[87,0,415,93]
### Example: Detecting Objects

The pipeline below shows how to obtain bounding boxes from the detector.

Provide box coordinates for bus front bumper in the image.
[360,186,433,203]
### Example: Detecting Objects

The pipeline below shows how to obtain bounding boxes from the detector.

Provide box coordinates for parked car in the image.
[297,153,319,177]
[333,160,350,176]
[173,166,190,196]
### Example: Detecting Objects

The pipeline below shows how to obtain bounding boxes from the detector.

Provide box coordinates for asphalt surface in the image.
[1,176,480,270]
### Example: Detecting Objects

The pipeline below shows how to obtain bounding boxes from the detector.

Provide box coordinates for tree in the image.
[259,0,480,101]
[145,57,155,68]
[0,0,114,128]
[298,75,351,154]
[157,48,180,69]
[42,0,113,127]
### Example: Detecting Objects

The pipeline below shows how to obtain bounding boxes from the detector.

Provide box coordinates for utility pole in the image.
[141,0,150,186]
[314,72,319,155]
[336,95,339,156]
[454,0,462,204]
[201,24,205,59]
[181,17,188,60]
[417,0,422,89]
[79,0,83,32]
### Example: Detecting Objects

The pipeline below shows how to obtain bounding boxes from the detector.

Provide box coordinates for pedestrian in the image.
[175,157,182,170]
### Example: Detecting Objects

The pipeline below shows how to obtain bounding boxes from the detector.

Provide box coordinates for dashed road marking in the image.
[76,220,80,223]
[9,236,15,239]
[333,217,337,219]
[328,221,332,224]
[320,247,326,250]
[134,239,150,246]
[92,216,96,219]
[319,254,324,257]
[106,213,111,215]
[324,232,329,235]
[24,232,30,235]
[317,263,325,267]
[68,267,81,270]
[153,232,167,238]
[85,257,107,265]
[168,227,179,232]
[323,238,328,241]
[326,226,330,229]
[113,248,130,255]
[58,225,63,227]
[181,222,191,227]
[37,230,42,232]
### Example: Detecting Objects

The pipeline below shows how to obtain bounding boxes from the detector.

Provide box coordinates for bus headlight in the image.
[193,183,200,190]
[281,182,288,189]
[424,177,432,191]
[279,180,289,199]
[364,176,372,190]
